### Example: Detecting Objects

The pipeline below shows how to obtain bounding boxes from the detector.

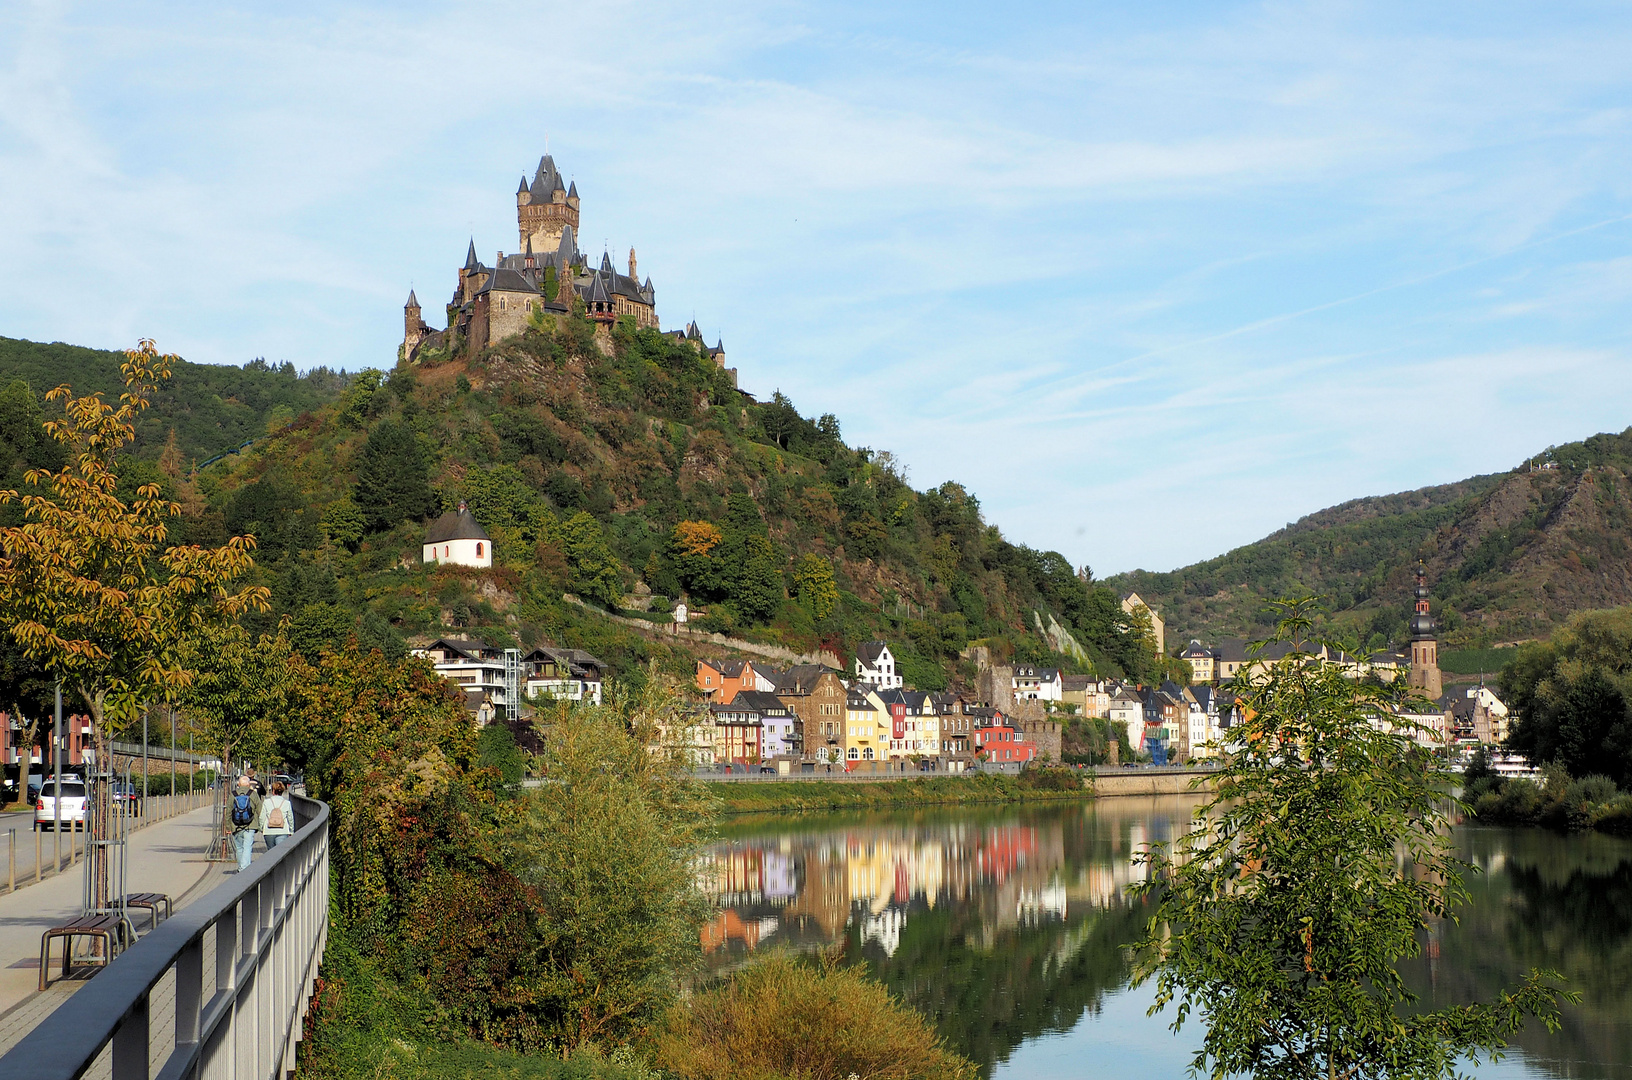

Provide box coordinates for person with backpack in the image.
[259,780,294,850]
[230,773,263,871]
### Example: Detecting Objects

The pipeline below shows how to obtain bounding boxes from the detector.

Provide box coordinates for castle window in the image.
[476,543,484,557]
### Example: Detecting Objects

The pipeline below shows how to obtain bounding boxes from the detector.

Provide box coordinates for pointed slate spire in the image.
[406,289,419,309]
[523,235,535,268]
[714,338,724,352]
[600,250,613,273]
[464,239,480,271]
[567,180,578,199]
[588,272,611,305]
[517,175,529,195]
[557,224,576,264]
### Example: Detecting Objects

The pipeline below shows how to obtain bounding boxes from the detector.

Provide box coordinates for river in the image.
[699,796,1632,1079]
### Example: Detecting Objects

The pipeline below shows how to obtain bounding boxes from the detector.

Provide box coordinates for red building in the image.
[972,711,1035,766]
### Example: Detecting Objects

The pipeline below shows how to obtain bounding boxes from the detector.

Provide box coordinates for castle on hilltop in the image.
[402,154,729,374]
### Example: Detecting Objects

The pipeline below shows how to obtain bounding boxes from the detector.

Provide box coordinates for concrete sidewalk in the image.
[0,805,238,1054]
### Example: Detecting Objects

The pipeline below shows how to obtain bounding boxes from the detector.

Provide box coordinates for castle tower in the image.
[1407,562,1442,700]
[628,247,637,279]
[403,289,427,354]
[517,154,580,255]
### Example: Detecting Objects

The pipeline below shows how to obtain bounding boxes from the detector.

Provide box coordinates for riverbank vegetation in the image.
[705,768,1088,814]
[1470,605,1632,835]
[1133,601,1572,1080]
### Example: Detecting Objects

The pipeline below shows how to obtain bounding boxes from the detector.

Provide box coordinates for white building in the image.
[1107,688,1144,738]
[522,646,606,706]
[854,641,903,690]
[423,502,492,568]
[1012,664,1063,702]
[413,638,509,718]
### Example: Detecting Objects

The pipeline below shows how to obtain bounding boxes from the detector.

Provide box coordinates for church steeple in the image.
[1407,561,1442,700]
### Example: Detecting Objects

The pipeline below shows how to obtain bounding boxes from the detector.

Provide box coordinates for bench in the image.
[39,914,133,991]
[121,892,172,932]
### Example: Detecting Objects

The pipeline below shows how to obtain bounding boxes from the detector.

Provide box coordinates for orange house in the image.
[696,658,760,704]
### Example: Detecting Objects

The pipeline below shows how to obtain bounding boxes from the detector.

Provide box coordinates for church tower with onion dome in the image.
[1407,562,1442,700]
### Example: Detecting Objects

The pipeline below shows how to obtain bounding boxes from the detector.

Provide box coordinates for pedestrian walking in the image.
[260,780,294,850]
[230,773,262,871]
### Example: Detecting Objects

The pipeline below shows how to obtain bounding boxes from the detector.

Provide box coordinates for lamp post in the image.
[52,682,61,872]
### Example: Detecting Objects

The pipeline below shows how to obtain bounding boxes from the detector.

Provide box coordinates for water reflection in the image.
[701,797,1195,1075]
[702,801,1632,1079]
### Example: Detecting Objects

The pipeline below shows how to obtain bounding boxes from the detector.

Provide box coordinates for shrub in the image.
[651,953,977,1080]
[1569,774,1620,805]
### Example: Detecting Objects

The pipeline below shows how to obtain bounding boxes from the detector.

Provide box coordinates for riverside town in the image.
[2,12,1631,1080]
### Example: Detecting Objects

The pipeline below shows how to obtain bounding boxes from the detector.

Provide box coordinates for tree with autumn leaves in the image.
[0,341,269,903]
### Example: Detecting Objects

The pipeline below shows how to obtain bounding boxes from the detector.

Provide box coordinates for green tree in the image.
[517,678,713,1050]
[1131,599,1573,1080]
[0,340,269,907]
[1502,607,1632,788]
[793,553,838,621]
[732,535,783,623]
[354,419,435,532]
[178,623,294,774]
[560,510,623,608]
[321,497,366,550]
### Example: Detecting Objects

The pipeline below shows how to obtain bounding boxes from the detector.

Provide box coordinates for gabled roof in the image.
[476,267,541,297]
[1061,674,1095,692]
[1180,640,1214,658]
[857,640,891,664]
[1214,638,1250,663]
[735,690,793,714]
[425,506,490,544]
[846,693,877,711]
[773,663,833,694]
[422,637,494,660]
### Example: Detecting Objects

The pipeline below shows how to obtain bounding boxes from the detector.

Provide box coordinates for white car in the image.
[35,781,88,831]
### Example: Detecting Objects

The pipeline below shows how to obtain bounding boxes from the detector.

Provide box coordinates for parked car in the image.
[35,781,88,831]
[111,781,143,815]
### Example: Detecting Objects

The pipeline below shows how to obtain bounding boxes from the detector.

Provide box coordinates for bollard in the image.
[35,829,41,883]
[7,830,12,893]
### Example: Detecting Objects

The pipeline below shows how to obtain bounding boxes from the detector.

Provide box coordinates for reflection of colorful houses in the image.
[701,909,780,952]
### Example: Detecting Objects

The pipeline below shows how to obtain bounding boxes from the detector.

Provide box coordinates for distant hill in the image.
[0,337,349,466]
[1107,428,1632,651]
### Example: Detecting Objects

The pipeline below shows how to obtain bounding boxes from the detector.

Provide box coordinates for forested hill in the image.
[0,320,1161,688]
[0,337,349,466]
[1107,427,1632,652]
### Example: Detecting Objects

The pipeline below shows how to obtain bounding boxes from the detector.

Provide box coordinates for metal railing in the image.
[0,795,330,1080]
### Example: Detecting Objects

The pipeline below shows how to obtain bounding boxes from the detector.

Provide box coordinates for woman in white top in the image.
[259,780,295,849]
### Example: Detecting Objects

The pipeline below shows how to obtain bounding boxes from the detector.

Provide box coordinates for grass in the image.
[704,771,1091,814]
[336,1041,660,1079]
[1439,647,1521,676]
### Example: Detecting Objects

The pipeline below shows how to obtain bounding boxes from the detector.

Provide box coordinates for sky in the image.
[3,1,1631,575]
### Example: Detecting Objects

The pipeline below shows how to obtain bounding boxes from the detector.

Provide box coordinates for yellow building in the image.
[843,687,889,770]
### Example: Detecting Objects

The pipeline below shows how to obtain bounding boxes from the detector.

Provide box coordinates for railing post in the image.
[174,936,202,1049]
[110,992,148,1080]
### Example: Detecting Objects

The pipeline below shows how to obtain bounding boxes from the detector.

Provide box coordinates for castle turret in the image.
[519,153,580,254]
[1407,562,1442,699]
[403,289,429,357]
[628,247,637,280]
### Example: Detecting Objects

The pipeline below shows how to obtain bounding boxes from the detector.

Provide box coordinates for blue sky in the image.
[3,1,1631,574]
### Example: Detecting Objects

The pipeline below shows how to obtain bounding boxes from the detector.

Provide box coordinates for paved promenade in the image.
[0,805,233,1056]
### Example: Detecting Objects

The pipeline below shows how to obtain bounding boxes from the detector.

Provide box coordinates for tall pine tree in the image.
[354,419,435,532]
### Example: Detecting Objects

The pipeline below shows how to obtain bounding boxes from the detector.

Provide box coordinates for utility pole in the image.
[169,707,176,811]
[52,682,62,872]
[142,710,149,817]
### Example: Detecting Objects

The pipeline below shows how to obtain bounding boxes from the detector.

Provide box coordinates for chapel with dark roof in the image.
[402,153,729,377]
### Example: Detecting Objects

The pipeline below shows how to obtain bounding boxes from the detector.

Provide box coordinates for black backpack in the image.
[231,792,255,827]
